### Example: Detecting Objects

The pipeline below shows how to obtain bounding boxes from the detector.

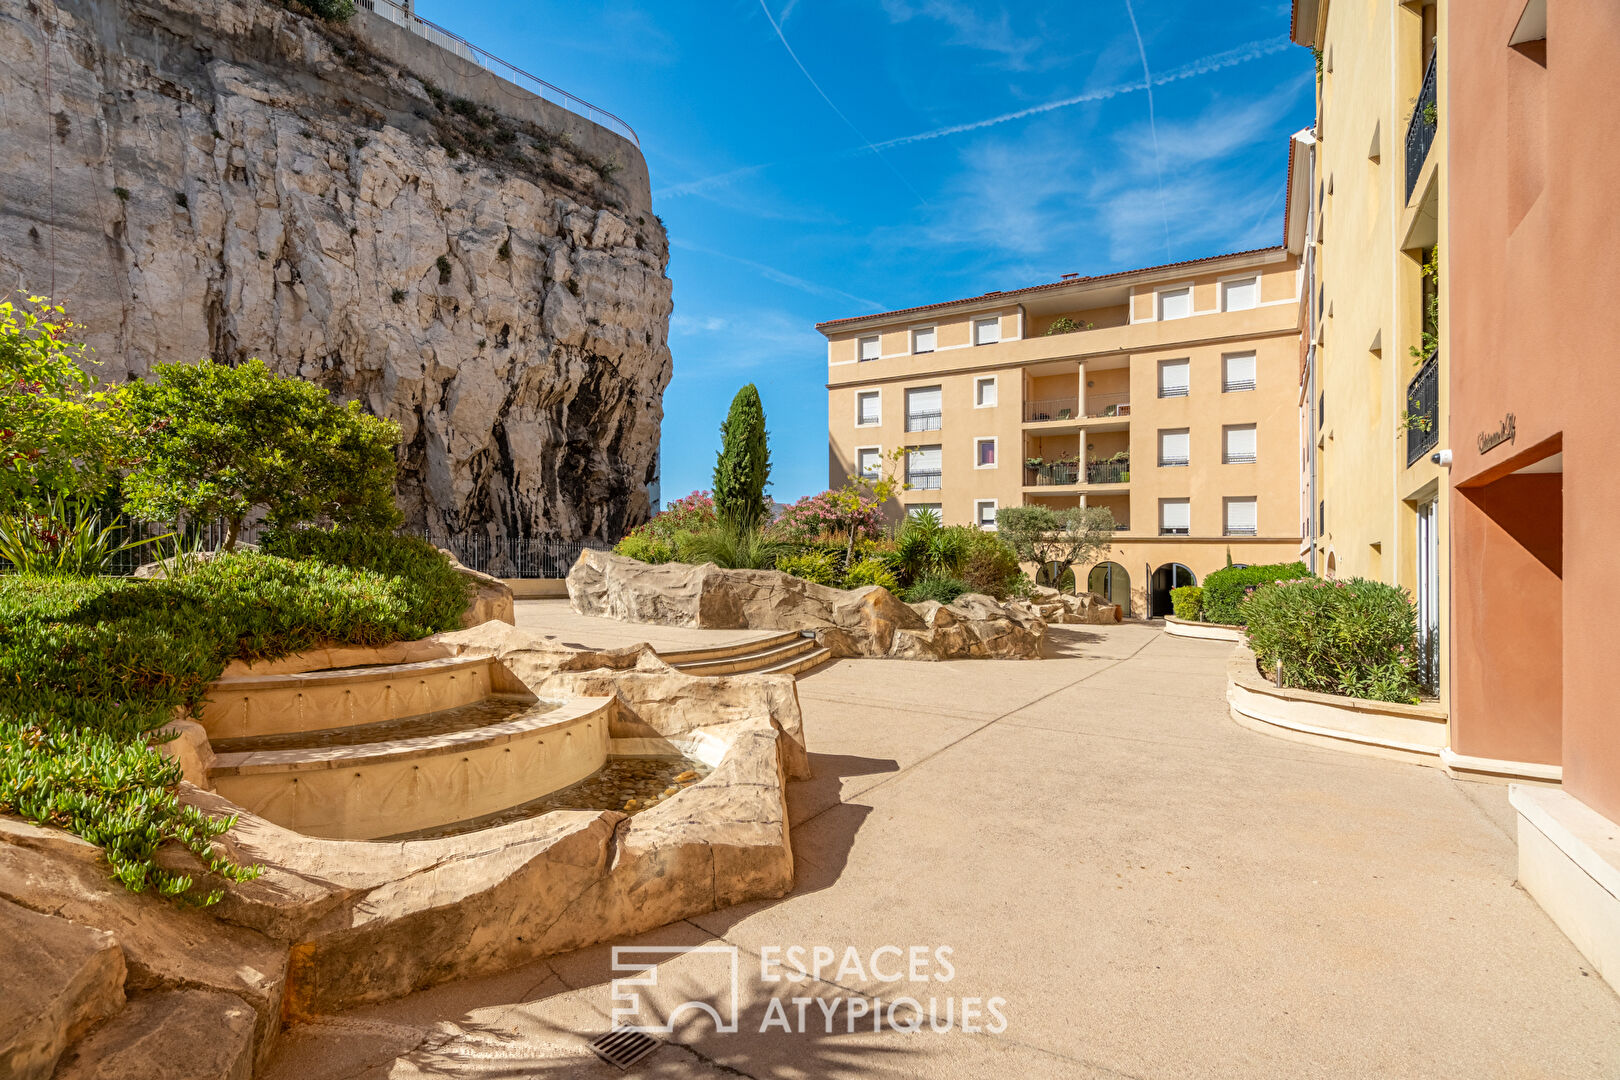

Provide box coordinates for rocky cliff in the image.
[0,0,671,539]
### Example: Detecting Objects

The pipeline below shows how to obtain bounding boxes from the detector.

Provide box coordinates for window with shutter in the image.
[905,386,943,432]
[1222,277,1258,311]
[975,500,998,529]
[1160,499,1191,535]
[975,377,998,407]
[907,445,943,489]
[1158,429,1190,467]
[1223,424,1257,464]
[856,391,880,426]
[908,503,942,520]
[1158,288,1192,320]
[974,317,1001,345]
[1222,352,1256,392]
[856,447,881,479]
[1159,359,1190,397]
[858,335,880,361]
[1225,497,1258,536]
[912,326,936,353]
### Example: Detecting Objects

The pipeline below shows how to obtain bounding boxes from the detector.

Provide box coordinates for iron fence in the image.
[1087,459,1130,484]
[1405,52,1438,203]
[1406,351,1440,466]
[425,533,608,578]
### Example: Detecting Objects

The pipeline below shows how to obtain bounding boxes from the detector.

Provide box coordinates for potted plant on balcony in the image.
[1111,450,1130,482]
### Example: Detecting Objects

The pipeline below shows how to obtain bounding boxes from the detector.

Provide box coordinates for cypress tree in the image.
[712,383,771,530]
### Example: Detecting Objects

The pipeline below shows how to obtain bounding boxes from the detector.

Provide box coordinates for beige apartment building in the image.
[818,248,1304,617]
[1291,0,1449,701]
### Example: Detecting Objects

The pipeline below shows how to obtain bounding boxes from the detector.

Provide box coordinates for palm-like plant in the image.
[676,521,785,570]
[0,496,166,576]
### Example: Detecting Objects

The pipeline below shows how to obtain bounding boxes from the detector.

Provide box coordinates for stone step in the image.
[655,630,802,667]
[208,695,550,755]
[753,646,833,677]
[668,636,819,676]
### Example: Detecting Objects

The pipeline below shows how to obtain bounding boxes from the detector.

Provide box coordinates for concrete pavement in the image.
[263,623,1620,1079]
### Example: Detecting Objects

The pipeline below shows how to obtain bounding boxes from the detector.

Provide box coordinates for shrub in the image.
[843,557,898,593]
[0,496,158,576]
[281,0,357,19]
[712,384,771,530]
[775,550,841,586]
[772,489,883,545]
[903,575,969,605]
[960,530,1022,599]
[614,530,676,563]
[0,549,462,904]
[1170,585,1203,621]
[1201,561,1310,624]
[1242,577,1422,703]
[259,526,470,634]
[676,522,784,570]
[121,359,403,550]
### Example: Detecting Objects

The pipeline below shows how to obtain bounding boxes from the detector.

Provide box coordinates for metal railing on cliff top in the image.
[358,0,641,147]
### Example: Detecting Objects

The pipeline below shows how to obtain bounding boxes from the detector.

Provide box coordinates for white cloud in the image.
[880,0,1039,70]
[669,238,886,310]
[668,307,824,380]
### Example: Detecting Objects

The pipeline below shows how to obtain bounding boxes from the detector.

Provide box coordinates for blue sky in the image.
[414,0,1314,507]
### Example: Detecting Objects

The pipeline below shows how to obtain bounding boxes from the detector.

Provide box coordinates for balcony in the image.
[1085,392,1132,419]
[1406,351,1440,466]
[908,469,943,490]
[1405,52,1438,203]
[1025,462,1080,487]
[1024,398,1078,423]
[1086,459,1130,484]
[905,411,943,433]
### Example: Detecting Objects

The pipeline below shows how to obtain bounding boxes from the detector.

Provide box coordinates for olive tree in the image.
[995,504,1115,590]
[121,359,401,550]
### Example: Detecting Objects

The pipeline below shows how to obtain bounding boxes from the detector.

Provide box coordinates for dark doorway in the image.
[1149,562,1196,617]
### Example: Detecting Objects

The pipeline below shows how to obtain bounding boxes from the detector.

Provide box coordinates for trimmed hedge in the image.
[260,526,471,632]
[1242,576,1422,702]
[1170,585,1203,621]
[1200,561,1310,624]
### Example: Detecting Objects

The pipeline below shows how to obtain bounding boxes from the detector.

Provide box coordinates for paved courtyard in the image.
[265,623,1620,1079]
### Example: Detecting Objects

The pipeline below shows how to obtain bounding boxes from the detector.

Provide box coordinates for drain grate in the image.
[588,1026,661,1070]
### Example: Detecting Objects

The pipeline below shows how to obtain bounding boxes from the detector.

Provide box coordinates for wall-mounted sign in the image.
[1477,413,1516,455]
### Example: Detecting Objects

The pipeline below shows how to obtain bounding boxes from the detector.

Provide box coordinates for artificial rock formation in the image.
[0,0,671,539]
[568,549,1048,660]
[1021,585,1123,625]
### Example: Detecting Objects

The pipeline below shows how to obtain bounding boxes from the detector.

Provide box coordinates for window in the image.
[905,386,942,432]
[974,376,998,408]
[973,317,1001,345]
[974,499,998,530]
[1158,287,1192,321]
[855,446,881,480]
[856,390,881,426]
[1225,497,1257,536]
[1160,499,1191,536]
[974,437,997,468]
[906,445,942,489]
[858,335,880,362]
[912,326,936,354]
[1158,429,1190,467]
[1222,352,1257,392]
[1223,424,1257,464]
[1222,277,1258,312]
[908,503,942,521]
[1159,359,1190,398]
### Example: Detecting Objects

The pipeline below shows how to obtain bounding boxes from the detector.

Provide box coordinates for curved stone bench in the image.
[1163,615,1246,641]
[1225,643,1448,763]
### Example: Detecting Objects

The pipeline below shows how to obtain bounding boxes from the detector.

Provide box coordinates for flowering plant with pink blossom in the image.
[771,489,884,544]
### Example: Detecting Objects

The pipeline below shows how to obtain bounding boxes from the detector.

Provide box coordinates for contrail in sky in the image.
[1122,0,1173,259]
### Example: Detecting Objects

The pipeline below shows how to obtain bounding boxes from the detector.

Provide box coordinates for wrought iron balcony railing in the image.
[1087,460,1130,484]
[1405,52,1438,203]
[1025,463,1080,486]
[908,469,943,490]
[905,411,943,432]
[1406,350,1440,466]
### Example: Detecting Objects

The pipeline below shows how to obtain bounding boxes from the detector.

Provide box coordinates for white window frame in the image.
[1222,424,1258,465]
[1158,358,1191,398]
[854,444,882,481]
[1158,428,1190,468]
[1222,351,1257,393]
[1224,496,1259,536]
[911,325,937,354]
[973,375,999,408]
[974,499,998,530]
[973,316,1002,346]
[1156,284,1193,321]
[1220,275,1259,312]
[857,334,880,362]
[906,444,943,490]
[854,388,882,427]
[907,502,943,521]
[973,436,999,470]
[1159,498,1191,536]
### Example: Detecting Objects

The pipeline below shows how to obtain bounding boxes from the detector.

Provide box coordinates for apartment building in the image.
[819,248,1303,618]
[1291,0,1449,703]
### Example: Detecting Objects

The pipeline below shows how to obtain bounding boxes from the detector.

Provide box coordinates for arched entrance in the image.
[1088,561,1132,617]
[1149,563,1196,617]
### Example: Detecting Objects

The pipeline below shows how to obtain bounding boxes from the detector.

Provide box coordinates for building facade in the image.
[1291,0,1449,704]
[819,249,1303,618]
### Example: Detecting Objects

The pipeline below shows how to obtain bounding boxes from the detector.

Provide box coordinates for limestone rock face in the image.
[442,554,515,627]
[50,989,256,1080]
[0,0,671,539]
[568,550,1047,660]
[0,898,126,1080]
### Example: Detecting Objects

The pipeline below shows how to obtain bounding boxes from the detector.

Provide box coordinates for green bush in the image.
[903,575,969,605]
[0,496,159,576]
[775,550,841,586]
[614,530,676,564]
[1201,561,1310,624]
[282,0,357,19]
[1170,585,1203,621]
[843,557,898,593]
[960,530,1022,599]
[676,522,785,570]
[0,549,467,904]
[1242,577,1421,703]
[259,526,470,635]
